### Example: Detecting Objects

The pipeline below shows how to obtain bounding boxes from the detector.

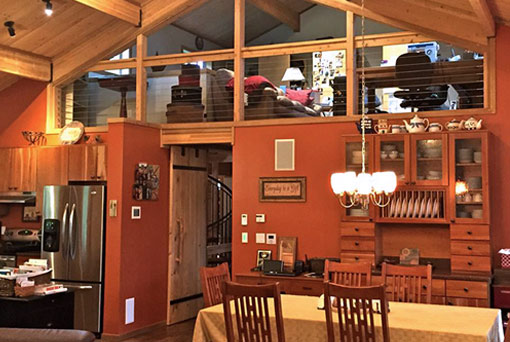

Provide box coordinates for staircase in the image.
[206,175,232,267]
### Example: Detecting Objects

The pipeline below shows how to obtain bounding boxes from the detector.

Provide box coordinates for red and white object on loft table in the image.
[499,249,510,268]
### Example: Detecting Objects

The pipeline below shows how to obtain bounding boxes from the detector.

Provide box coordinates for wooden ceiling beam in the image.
[248,0,300,32]
[306,0,488,51]
[469,0,496,37]
[71,0,141,26]
[0,45,51,82]
[53,0,210,86]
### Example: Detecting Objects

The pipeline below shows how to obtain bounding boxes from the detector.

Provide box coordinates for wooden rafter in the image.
[0,45,51,82]
[53,0,210,86]
[234,0,245,122]
[469,0,495,37]
[136,34,147,122]
[306,0,488,52]
[71,0,141,26]
[249,0,300,32]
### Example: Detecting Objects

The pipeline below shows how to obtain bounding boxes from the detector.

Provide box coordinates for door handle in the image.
[175,219,185,264]
[62,203,69,257]
[69,204,77,260]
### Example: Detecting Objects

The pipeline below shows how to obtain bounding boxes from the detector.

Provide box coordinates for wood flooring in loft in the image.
[101,319,195,342]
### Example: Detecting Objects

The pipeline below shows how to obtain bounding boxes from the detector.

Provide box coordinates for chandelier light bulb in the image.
[43,0,53,16]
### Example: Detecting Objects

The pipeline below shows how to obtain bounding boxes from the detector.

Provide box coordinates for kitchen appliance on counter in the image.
[0,228,40,267]
[41,185,105,334]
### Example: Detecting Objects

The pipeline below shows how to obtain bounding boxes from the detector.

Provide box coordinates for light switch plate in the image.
[131,206,141,220]
[125,298,134,324]
[266,233,276,245]
[109,200,118,217]
[255,214,266,223]
[256,233,265,244]
[242,232,248,243]
[241,214,248,226]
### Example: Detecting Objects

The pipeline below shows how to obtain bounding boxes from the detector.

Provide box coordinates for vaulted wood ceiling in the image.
[0,0,507,92]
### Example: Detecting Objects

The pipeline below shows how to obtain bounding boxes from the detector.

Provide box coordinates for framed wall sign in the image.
[259,177,306,202]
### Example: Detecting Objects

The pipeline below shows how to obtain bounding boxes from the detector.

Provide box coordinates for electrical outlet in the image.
[255,214,266,223]
[241,214,248,226]
[242,232,248,243]
[256,233,265,244]
[125,298,135,324]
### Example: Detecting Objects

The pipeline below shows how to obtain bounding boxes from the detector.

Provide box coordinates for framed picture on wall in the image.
[133,163,160,201]
[22,205,39,222]
[277,237,297,272]
[256,250,272,269]
[259,177,306,202]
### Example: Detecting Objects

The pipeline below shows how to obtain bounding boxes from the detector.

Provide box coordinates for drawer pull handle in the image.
[354,228,359,232]
[422,285,427,290]
[467,261,473,266]
[302,287,312,290]
[447,301,453,306]
[467,231,473,235]
[464,288,469,292]
[500,290,510,294]
[354,242,360,246]
[354,257,359,261]
[467,246,473,250]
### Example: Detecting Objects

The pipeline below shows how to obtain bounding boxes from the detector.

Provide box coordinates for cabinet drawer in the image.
[451,241,490,256]
[236,276,276,287]
[446,297,489,307]
[450,225,489,240]
[341,252,375,265]
[446,280,488,299]
[285,280,323,296]
[341,237,375,251]
[451,255,491,273]
[340,222,375,237]
[493,285,510,309]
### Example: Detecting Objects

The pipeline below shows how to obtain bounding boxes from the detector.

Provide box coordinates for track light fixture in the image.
[43,0,53,16]
[4,21,15,38]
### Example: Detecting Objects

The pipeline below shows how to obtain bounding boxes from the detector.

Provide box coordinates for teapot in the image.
[374,119,389,134]
[403,115,429,133]
[445,119,465,131]
[463,117,483,130]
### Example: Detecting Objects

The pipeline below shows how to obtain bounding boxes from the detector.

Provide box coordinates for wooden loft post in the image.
[136,34,148,122]
[346,11,357,116]
[234,0,245,122]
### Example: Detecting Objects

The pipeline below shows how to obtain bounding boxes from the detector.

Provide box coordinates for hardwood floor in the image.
[101,320,196,342]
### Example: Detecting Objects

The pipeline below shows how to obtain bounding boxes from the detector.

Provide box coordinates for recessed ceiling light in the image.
[42,0,53,16]
[4,21,15,38]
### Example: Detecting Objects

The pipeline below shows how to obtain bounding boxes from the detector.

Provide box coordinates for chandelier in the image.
[330,0,397,210]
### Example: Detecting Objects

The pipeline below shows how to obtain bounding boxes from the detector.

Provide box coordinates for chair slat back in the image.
[324,260,372,287]
[381,263,432,304]
[324,282,390,342]
[221,281,285,342]
[200,262,230,307]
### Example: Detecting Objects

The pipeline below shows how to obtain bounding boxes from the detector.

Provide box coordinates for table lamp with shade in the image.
[282,67,305,89]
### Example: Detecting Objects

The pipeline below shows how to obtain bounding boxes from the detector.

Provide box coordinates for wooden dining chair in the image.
[324,260,372,286]
[200,262,230,307]
[381,262,432,304]
[221,281,285,342]
[324,282,390,342]
[505,325,510,342]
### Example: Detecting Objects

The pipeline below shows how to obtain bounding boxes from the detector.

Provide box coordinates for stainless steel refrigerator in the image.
[41,185,105,334]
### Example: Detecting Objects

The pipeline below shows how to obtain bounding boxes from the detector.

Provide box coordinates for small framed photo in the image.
[277,237,297,271]
[22,205,39,222]
[256,250,272,268]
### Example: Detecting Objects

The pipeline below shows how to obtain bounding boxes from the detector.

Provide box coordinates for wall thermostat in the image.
[131,206,141,220]
[266,233,276,245]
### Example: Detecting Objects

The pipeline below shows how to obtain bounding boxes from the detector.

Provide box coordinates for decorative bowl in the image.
[21,131,44,145]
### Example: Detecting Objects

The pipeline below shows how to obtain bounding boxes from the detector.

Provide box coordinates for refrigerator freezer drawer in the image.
[62,282,102,333]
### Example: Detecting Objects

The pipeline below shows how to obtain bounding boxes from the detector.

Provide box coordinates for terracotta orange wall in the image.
[103,122,169,336]
[231,25,510,276]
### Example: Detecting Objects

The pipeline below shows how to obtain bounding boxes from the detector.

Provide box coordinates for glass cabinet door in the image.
[450,132,488,223]
[411,134,448,186]
[341,137,374,221]
[375,135,409,185]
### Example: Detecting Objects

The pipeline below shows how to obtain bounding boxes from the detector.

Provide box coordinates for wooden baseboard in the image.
[101,321,166,341]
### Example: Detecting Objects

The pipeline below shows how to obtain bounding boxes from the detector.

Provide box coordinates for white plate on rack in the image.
[413,197,420,218]
[419,197,426,218]
[407,197,414,218]
[395,198,401,218]
[433,198,439,218]
[400,197,408,218]
[425,198,432,218]
[389,199,395,217]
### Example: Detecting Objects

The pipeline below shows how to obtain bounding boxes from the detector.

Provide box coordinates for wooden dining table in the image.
[192,294,504,342]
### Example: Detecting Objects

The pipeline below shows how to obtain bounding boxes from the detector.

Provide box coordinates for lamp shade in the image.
[282,67,305,82]
[343,172,357,194]
[382,171,397,194]
[371,172,385,194]
[330,173,345,195]
[356,173,373,195]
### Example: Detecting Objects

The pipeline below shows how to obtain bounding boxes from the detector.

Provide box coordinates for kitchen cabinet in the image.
[68,145,107,181]
[0,148,37,192]
[375,134,410,185]
[35,147,69,214]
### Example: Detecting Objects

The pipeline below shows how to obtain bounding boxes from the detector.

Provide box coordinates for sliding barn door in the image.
[167,146,207,324]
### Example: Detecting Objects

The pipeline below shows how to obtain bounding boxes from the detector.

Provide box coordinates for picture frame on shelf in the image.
[277,237,297,271]
[256,250,272,268]
[259,177,306,202]
[22,205,39,222]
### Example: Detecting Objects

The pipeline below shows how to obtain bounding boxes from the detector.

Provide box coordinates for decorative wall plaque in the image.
[259,177,306,202]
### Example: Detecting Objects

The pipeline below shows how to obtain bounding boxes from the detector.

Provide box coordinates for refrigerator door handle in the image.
[69,203,77,260]
[62,203,69,258]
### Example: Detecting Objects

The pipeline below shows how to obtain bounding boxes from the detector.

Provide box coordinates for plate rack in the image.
[379,189,447,223]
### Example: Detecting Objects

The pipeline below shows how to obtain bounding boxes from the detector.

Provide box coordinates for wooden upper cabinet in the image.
[375,134,410,186]
[35,147,69,214]
[68,145,107,181]
[410,133,448,186]
[0,148,37,192]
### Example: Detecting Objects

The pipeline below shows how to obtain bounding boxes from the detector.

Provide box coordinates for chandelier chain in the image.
[361,0,366,174]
